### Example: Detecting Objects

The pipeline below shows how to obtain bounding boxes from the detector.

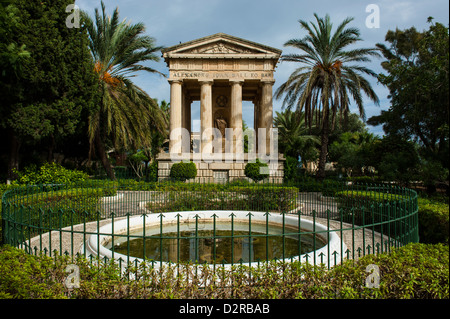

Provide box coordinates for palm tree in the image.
[275,14,380,179]
[81,1,166,180]
[274,110,319,165]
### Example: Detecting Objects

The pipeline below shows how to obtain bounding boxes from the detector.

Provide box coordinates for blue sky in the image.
[76,0,449,136]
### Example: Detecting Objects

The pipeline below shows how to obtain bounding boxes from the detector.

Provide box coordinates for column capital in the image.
[261,79,275,85]
[229,79,244,85]
[168,79,183,85]
[198,79,213,85]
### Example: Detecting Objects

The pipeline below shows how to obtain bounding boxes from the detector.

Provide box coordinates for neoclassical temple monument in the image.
[157,33,285,182]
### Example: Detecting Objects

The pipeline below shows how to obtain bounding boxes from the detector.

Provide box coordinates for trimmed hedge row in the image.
[146,186,299,213]
[417,197,449,244]
[0,243,447,299]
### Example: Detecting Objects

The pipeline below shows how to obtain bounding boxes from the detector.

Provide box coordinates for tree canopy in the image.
[368,20,449,190]
[0,0,99,180]
[81,1,167,180]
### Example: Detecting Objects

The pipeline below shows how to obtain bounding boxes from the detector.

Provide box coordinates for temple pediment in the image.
[162,33,281,60]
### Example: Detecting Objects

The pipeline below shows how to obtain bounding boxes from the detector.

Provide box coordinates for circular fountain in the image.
[84,210,346,270]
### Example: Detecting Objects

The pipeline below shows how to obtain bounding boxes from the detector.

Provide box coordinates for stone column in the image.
[183,94,191,135]
[230,80,244,154]
[200,80,213,153]
[169,79,183,154]
[261,80,274,154]
[253,96,260,152]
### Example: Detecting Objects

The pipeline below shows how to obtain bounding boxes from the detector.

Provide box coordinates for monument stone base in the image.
[156,153,285,183]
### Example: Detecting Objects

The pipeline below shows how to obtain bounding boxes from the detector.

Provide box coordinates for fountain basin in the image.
[83,210,346,269]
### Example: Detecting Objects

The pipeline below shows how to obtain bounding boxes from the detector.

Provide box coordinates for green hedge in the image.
[334,189,408,205]
[0,243,447,299]
[146,186,298,213]
[2,187,117,243]
[417,197,449,244]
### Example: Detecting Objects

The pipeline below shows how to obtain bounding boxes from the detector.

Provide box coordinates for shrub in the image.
[169,162,197,182]
[244,159,269,182]
[283,156,300,182]
[329,243,449,299]
[0,243,447,299]
[146,185,299,213]
[417,197,449,244]
[14,162,88,185]
[146,161,158,182]
[0,245,67,298]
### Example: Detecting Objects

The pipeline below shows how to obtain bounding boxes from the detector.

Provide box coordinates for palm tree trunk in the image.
[95,131,116,180]
[317,113,330,180]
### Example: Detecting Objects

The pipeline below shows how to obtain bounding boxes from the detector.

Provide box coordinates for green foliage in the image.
[417,197,449,244]
[334,188,410,227]
[244,159,269,182]
[369,21,449,189]
[274,110,319,166]
[335,189,407,204]
[0,245,67,298]
[146,186,298,213]
[81,1,166,180]
[0,243,447,299]
[147,161,159,182]
[275,14,380,178]
[1,0,99,179]
[169,162,197,182]
[283,156,301,182]
[0,1,30,78]
[14,162,88,185]
[328,131,379,177]
[4,187,115,241]
[368,136,421,183]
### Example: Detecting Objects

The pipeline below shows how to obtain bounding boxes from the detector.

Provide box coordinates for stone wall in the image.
[157,154,284,183]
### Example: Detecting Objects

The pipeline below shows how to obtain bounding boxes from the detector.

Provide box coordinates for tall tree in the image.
[0,0,98,181]
[275,14,380,179]
[368,20,449,175]
[81,2,166,180]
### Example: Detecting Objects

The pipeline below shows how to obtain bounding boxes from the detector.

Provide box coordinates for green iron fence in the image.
[1,179,419,271]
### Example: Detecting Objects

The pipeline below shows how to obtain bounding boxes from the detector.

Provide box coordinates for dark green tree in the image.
[0,0,99,181]
[368,20,449,191]
[328,131,378,177]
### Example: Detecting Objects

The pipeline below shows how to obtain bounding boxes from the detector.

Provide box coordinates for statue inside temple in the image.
[214,116,227,139]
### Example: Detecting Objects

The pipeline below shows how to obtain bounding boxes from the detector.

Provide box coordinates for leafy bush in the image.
[2,187,115,243]
[334,189,407,205]
[0,243,447,299]
[14,162,88,185]
[146,186,299,213]
[147,161,158,182]
[417,197,449,244]
[0,245,67,298]
[283,156,301,182]
[169,162,197,182]
[244,159,269,182]
[230,185,299,212]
